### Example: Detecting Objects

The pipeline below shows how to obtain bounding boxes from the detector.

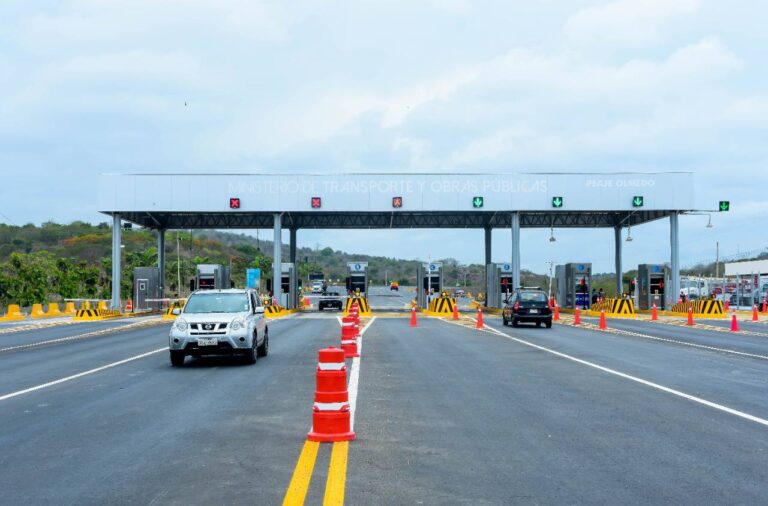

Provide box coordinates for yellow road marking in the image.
[323,442,349,506]
[282,441,320,506]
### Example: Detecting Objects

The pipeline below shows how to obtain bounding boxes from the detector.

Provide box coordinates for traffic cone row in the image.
[307,347,355,442]
[340,316,360,358]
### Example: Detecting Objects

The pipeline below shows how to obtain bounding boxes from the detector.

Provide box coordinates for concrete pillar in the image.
[273,213,282,304]
[484,226,492,297]
[289,228,297,264]
[670,213,680,309]
[614,226,623,296]
[511,213,521,290]
[157,228,165,298]
[111,214,122,310]
[289,228,297,309]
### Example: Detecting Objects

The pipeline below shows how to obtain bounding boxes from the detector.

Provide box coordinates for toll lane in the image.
[0,318,338,506]
[347,317,768,505]
[483,316,768,421]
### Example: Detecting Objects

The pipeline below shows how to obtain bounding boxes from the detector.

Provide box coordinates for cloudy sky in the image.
[1,0,766,273]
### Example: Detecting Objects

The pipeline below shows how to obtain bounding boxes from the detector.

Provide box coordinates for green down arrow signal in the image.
[719,201,730,211]
[472,197,484,208]
[552,197,563,208]
[633,196,644,207]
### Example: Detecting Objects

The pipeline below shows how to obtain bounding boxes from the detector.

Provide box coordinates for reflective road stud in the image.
[307,347,355,443]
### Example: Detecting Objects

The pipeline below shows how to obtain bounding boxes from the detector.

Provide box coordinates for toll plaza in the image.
[486,263,514,308]
[556,263,592,309]
[638,263,671,310]
[99,172,697,312]
[416,262,443,309]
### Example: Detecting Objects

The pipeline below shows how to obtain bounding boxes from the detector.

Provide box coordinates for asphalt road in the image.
[1,312,767,504]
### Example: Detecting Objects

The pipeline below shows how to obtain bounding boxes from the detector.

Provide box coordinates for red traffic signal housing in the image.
[229,198,240,209]
[311,197,322,209]
[392,196,403,208]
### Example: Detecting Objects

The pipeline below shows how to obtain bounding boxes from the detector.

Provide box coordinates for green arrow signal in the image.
[472,196,484,208]
[633,196,644,207]
[719,201,730,211]
[552,197,563,208]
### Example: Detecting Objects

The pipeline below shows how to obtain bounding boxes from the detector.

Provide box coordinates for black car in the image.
[502,289,553,328]
[318,291,344,311]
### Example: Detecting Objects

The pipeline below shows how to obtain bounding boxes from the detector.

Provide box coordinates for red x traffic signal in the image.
[229,198,240,209]
[311,197,322,209]
[392,196,403,208]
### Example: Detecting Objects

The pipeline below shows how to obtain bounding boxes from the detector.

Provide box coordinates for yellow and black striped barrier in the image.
[265,305,286,318]
[73,308,123,321]
[163,299,187,320]
[588,298,636,318]
[427,296,456,316]
[344,297,371,316]
[670,299,725,318]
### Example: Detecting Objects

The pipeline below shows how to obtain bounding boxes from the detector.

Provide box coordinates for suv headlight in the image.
[231,317,245,331]
[173,318,188,332]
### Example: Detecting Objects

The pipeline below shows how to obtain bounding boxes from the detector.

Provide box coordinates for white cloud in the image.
[565,0,700,48]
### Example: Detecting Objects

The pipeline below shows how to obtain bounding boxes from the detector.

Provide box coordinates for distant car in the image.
[502,289,553,328]
[311,281,324,294]
[390,282,399,291]
[454,289,466,297]
[168,289,268,366]
[319,291,344,311]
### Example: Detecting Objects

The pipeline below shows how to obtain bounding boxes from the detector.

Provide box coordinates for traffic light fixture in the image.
[719,201,730,212]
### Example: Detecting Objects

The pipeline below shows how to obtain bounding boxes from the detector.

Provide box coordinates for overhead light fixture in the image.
[706,214,713,228]
[626,225,633,242]
[549,227,556,242]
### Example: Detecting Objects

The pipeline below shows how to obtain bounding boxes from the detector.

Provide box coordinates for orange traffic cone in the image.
[125,298,133,312]
[599,310,607,330]
[687,307,694,326]
[753,305,759,322]
[730,313,739,332]
[724,299,730,311]
[476,307,483,329]
[762,300,767,313]
[651,304,658,321]
[410,306,417,327]
[307,347,355,442]
[573,308,581,325]
[553,303,560,321]
[452,301,459,320]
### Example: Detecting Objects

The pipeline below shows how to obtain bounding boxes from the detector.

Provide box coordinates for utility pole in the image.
[715,241,720,278]
[176,232,181,297]
[546,261,555,298]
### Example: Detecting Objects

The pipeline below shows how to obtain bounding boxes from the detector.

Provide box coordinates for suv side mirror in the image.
[254,306,265,314]
[171,308,181,315]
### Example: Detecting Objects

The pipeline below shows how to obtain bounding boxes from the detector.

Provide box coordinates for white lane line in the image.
[334,316,376,431]
[0,347,168,402]
[440,319,768,428]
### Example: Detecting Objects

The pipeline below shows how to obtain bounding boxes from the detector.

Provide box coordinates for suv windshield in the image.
[184,293,250,314]
[519,291,548,303]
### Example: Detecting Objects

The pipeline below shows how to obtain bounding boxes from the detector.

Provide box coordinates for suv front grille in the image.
[190,322,228,335]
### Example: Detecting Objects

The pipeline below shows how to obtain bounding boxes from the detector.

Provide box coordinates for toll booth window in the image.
[575,276,588,293]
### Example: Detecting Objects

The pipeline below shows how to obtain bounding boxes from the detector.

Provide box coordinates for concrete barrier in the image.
[588,298,636,318]
[0,304,26,321]
[45,303,64,317]
[670,299,725,319]
[29,303,47,319]
[427,295,457,316]
[63,302,77,316]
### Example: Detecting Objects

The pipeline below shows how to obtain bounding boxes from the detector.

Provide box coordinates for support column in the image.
[111,214,122,310]
[484,226,492,297]
[670,213,680,309]
[273,213,282,305]
[289,227,297,309]
[157,228,166,298]
[614,226,623,296]
[511,213,521,290]
[289,228,297,264]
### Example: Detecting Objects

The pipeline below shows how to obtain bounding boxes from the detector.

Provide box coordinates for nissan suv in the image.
[502,289,553,328]
[168,289,268,366]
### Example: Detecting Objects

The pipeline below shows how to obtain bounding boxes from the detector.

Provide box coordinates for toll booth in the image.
[133,267,162,311]
[345,262,369,296]
[193,264,231,291]
[556,263,592,309]
[486,263,514,308]
[265,263,300,308]
[638,264,670,310]
[416,262,443,309]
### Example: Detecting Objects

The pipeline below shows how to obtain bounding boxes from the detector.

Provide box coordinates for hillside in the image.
[0,222,545,306]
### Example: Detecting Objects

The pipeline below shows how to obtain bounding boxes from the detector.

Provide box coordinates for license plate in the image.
[529,309,539,314]
[197,338,218,346]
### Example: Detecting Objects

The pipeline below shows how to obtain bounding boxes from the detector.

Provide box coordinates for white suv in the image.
[168,289,268,366]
